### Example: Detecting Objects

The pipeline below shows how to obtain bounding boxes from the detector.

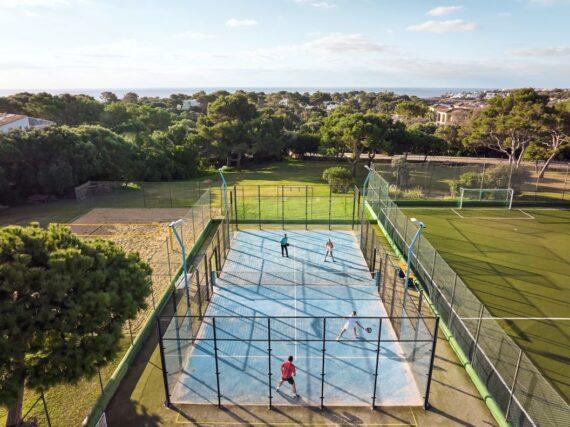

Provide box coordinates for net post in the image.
[371,318,383,410]
[506,348,523,420]
[470,304,485,363]
[424,316,440,409]
[320,317,326,410]
[212,317,222,408]
[267,318,273,410]
[156,319,172,408]
[459,187,464,209]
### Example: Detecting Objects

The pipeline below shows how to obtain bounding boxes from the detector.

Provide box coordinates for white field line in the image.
[450,208,535,220]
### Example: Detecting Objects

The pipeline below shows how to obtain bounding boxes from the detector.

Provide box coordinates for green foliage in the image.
[287,132,320,158]
[0,223,151,421]
[395,100,429,121]
[322,166,353,193]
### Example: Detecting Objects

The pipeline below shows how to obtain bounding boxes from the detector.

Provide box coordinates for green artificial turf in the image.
[400,207,570,402]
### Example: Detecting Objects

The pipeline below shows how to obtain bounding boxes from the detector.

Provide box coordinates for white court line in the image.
[460,317,570,321]
[451,208,535,220]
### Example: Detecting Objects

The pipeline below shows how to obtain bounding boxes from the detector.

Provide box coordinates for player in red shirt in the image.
[276,355,300,398]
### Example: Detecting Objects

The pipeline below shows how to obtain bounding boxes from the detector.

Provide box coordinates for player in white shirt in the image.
[336,311,368,340]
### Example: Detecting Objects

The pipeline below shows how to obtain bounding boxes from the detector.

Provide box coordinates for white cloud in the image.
[427,6,462,16]
[509,46,570,57]
[294,0,336,9]
[407,19,477,33]
[175,31,216,40]
[304,33,384,53]
[0,0,70,7]
[226,18,258,27]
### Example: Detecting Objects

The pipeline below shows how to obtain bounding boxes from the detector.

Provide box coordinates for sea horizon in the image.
[0,86,501,99]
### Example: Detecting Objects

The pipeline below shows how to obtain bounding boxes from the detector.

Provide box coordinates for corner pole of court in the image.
[267,318,273,410]
[424,316,440,409]
[320,317,327,410]
[156,319,172,408]
[212,317,222,408]
[371,318,383,410]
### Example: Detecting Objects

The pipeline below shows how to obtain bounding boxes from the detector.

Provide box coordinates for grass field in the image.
[400,207,570,401]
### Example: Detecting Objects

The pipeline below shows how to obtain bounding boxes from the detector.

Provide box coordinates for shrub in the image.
[322,166,353,193]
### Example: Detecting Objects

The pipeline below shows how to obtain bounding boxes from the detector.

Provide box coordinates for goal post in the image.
[458,188,513,209]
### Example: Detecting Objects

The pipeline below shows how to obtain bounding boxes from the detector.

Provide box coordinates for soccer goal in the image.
[458,188,513,209]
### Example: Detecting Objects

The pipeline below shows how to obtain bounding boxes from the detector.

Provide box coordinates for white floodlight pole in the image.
[169,219,191,310]
[404,217,425,292]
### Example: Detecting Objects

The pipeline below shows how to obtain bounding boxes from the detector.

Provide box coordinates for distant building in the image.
[179,99,201,111]
[278,98,290,107]
[0,114,54,133]
[429,104,474,126]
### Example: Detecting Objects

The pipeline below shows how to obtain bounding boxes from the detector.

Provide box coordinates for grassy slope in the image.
[401,207,570,401]
[0,159,358,426]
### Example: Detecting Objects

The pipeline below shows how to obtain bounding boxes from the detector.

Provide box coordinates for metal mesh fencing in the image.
[372,160,569,203]
[157,314,438,410]
[364,165,570,427]
[227,185,358,229]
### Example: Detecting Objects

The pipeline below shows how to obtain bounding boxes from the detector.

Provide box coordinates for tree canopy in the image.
[0,223,152,425]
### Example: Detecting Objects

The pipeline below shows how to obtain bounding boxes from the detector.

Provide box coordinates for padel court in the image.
[160,230,436,407]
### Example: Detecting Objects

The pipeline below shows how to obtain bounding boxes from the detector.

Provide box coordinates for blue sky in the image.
[1,0,569,89]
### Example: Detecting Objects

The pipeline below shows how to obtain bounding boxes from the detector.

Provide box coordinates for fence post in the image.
[40,391,52,427]
[505,348,524,420]
[371,248,377,274]
[156,320,172,408]
[471,304,485,363]
[196,270,203,318]
[448,274,459,327]
[212,317,222,408]
[320,317,326,410]
[204,258,210,301]
[305,185,309,230]
[267,318,273,410]
[563,163,569,199]
[128,320,134,345]
[350,190,356,230]
[281,185,285,230]
[479,163,486,199]
[328,186,332,230]
[141,182,147,207]
[389,272,397,319]
[168,182,173,208]
[258,185,261,229]
[424,316,440,409]
[233,186,239,230]
[371,318,383,410]
[97,368,104,393]
[418,289,424,315]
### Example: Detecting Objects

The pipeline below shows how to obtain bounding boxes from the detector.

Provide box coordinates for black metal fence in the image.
[229,185,359,229]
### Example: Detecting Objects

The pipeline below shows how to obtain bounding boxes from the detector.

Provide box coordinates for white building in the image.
[179,99,201,111]
[0,114,54,133]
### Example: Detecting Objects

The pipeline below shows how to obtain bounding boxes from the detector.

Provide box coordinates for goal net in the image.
[458,188,513,209]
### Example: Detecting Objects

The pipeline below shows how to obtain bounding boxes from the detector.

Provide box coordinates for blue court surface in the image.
[165,230,426,407]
